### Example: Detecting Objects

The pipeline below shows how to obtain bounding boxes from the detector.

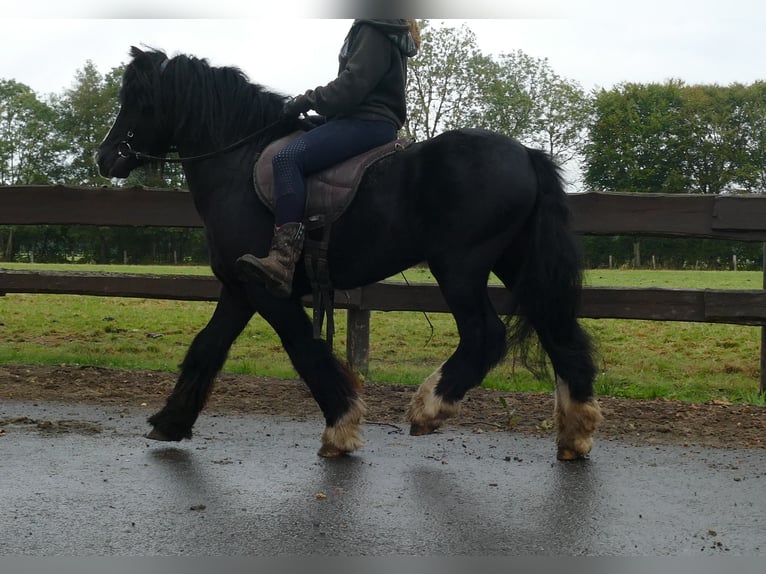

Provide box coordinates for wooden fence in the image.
[2,185,766,392]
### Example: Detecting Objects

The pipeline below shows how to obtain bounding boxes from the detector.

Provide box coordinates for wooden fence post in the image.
[346,308,370,377]
[761,244,766,395]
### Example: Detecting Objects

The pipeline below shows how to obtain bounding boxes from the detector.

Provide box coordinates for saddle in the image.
[253,132,413,346]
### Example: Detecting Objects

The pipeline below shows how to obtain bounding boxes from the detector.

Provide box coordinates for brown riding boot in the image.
[236,222,305,298]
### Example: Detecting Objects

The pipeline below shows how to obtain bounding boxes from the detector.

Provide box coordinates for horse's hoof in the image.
[557,447,589,461]
[317,444,348,458]
[145,428,171,441]
[409,422,437,436]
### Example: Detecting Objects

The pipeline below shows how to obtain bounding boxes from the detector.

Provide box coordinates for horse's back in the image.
[400,128,539,221]
[426,127,529,156]
[330,126,540,283]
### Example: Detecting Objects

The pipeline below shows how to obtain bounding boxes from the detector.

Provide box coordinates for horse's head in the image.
[97,46,306,181]
[96,46,174,179]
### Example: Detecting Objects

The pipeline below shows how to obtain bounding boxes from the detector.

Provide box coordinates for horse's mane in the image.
[123,47,288,147]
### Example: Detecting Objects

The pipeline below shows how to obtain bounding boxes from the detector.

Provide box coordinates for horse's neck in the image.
[181,145,257,204]
[172,114,289,162]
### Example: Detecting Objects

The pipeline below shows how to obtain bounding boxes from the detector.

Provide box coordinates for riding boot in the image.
[236,222,305,298]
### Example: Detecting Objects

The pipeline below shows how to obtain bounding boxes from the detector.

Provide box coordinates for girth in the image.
[253,132,413,346]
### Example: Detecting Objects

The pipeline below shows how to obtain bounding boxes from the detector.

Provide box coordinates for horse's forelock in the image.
[121,47,167,107]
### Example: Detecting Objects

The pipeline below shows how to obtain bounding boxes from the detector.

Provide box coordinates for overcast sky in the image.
[2,1,765,100]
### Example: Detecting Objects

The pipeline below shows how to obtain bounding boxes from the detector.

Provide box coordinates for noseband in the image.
[116,131,135,159]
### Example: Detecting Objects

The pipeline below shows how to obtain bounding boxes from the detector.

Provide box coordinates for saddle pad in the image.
[254,132,413,225]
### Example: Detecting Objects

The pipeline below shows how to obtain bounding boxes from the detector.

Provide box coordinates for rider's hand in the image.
[282,92,312,118]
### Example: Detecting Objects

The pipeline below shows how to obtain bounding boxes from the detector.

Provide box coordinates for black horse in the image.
[96,47,602,460]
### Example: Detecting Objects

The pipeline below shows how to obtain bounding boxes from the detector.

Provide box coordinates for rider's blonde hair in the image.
[405,19,421,51]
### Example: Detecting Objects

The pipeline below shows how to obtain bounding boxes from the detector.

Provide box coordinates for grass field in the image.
[0,263,764,405]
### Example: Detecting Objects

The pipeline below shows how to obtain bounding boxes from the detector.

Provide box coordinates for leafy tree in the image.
[585,81,766,195]
[734,81,766,192]
[472,50,593,173]
[405,20,485,141]
[585,81,689,193]
[463,51,535,139]
[0,79,64,184]
[0,80,65,260]
[678,84,742,194]
[531,73,594,167]
[51,61,122,185]
[406,27,591,187]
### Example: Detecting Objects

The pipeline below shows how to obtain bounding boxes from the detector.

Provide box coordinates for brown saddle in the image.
[252,131,413,347]
[253,132,413,226]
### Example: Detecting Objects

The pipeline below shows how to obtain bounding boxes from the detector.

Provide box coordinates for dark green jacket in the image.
[303,19,417,128]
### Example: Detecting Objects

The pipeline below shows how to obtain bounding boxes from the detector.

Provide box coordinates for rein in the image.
[117,119,285,163]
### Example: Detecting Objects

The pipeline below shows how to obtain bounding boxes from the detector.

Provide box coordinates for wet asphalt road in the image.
[0,400,764,556]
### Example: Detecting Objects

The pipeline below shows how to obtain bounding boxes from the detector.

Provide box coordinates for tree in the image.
[472,50,593,172]
[678,84,741,194]
[51,61,122,186]
[531,74,594,167]
[405,28,592,187]
[405,20,486,141]
[463,51,535,139]
[734,81,766,192]
[0,79,63,184]
[585,81,689,193]
[0,79,65,261]
[585,81,766,195]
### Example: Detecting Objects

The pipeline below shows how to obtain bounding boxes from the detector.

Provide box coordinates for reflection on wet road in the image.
[1,401,763,555]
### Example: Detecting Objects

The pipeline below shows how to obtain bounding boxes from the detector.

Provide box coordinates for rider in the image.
[236,18,420,298]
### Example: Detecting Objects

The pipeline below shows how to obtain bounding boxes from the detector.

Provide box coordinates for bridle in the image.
[116,118,285,164]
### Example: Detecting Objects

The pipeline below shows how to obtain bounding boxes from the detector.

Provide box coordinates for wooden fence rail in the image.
[2,185,766,391]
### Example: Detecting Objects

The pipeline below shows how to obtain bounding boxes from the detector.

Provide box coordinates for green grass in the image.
[1,263,764,405]
[585,269,764,289]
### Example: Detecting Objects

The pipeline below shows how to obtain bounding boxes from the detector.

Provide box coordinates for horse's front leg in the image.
[258,297,365,457]
[147,287,253,441]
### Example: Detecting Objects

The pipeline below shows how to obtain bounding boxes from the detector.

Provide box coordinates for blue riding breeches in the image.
[271,118,397,226]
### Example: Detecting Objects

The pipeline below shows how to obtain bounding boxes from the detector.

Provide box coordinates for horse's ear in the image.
[129,46,156,75]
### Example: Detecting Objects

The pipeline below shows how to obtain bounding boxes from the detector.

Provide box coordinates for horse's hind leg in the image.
[408,262,507,435]
[147,287,253,441]
[493,254,602,460]
[537,317,602,460]
[257,297,365,457]
[553,376,602,460]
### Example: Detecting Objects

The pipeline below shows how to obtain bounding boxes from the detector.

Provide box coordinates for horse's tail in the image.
[502,147,596,401]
